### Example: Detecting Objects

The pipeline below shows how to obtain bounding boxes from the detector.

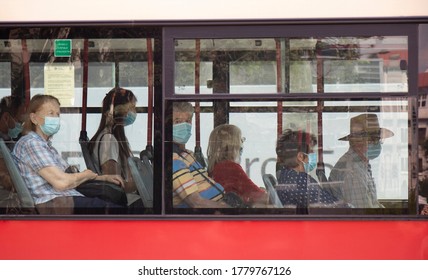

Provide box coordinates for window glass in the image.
[169,99,409,214]
[174,36,408,94]
[0,27,156,215]
[0,62,11,94]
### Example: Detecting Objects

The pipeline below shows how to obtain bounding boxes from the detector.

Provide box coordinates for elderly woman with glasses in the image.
[207,124,269,207]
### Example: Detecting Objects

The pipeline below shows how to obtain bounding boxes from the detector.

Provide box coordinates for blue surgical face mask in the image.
[8,122,23,139]
[173,122,192,144]
[303,152,317,173]
[124,111,137,126]
[40,116,61,136]
[367,143,382,160]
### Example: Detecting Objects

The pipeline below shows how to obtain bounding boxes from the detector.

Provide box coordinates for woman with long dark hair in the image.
[89,87,141,206]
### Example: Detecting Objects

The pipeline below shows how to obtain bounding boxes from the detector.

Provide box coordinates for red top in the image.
[211,160,266,204]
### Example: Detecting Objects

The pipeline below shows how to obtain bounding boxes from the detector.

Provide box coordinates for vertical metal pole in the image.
[21,39,31,107]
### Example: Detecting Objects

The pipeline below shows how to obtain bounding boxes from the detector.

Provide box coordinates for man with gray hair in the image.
[171,102,230,208]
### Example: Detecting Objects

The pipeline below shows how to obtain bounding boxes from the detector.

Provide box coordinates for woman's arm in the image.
[38,166,125,191]
[38,166,97,191]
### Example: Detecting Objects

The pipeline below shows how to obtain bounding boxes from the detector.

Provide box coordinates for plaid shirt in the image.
[12,131,82,205]
[329,148,382,208]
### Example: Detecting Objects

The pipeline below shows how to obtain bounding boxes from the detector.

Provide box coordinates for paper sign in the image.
[44,63,75,106]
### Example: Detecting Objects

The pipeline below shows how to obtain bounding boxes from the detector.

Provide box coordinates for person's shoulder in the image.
[331,149,355,167]
[308,174,321,185]
[15,132,37,146]
[0,131,9,141]
[13,132,42,153]
[173,148,193,158]
[277,168,298,183]
[98,131,117,142]
[217,160,242,170]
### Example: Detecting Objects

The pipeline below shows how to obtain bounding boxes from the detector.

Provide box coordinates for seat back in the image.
[316,162,328,183]
[140,149,153,177]
[194,146,207,168]
[262,173,283,208]
[0,139,36,210]
[128,157,153,208]
[79,132,100,173]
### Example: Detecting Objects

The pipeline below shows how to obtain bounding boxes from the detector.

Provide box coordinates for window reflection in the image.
[170,99,409,213]
[174,36,408,94]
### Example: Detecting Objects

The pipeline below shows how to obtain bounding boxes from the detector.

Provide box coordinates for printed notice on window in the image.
[44,63,75,106]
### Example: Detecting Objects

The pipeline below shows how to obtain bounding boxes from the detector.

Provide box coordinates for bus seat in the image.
[262,173,283,208]
[0,139,36,211]
[194,146,207,168]
[127,157,153,208]
[139,150,153,176]
[79,132,101,174]
[140,145,153,162]
[316,162,328,183]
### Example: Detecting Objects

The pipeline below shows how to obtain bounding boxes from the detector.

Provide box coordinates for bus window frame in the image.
[0,20,425,218]
[162,22,421,217]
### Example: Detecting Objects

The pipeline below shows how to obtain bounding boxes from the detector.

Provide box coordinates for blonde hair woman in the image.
[207,124,268,207]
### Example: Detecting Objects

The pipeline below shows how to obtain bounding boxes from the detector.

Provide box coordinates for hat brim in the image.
[338,127,394,141]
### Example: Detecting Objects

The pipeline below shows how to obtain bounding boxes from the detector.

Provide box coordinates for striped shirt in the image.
[172,146,224,207]
[12,131,82,205]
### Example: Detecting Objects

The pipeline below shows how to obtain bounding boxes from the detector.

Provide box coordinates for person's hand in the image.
[82,169,98,180]
[97,174,125,188]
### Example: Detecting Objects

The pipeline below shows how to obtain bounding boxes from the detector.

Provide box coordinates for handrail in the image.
[81,38,89,132]
[146,38,154,150]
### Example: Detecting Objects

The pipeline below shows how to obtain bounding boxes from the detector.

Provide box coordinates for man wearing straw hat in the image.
[328,114,394,208]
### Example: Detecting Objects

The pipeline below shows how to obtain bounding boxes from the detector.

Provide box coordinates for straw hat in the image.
[338,114,394,141]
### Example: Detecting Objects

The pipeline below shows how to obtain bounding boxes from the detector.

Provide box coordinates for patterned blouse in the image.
[276,168,338,208]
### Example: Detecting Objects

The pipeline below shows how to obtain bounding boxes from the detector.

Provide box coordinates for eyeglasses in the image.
[241,137,246,143]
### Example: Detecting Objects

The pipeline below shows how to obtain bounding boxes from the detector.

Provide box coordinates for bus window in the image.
[167,99,410,214]
[167,26,413,214]
[173,36,408,95]
[0,27,158,215]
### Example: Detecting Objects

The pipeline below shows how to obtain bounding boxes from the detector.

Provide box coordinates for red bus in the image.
[0,0,428,260]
